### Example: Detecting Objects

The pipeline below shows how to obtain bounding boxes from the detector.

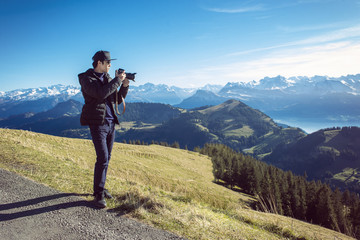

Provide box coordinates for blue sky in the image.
[1,0,360,91]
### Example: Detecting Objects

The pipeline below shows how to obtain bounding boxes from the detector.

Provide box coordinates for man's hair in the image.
[92,60,103,69]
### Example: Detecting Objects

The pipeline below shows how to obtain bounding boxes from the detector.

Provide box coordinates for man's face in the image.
[98,60,111,73]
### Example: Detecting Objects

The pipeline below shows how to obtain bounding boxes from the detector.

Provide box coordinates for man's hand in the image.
[122,78,130,87]
[115,70,126,81]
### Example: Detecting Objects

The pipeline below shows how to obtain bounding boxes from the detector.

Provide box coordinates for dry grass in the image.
[0,128,355,240]
[117,121,160,132]
[223,125,254,138]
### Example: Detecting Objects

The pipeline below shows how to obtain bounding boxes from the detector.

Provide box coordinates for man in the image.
[78,50,129,208]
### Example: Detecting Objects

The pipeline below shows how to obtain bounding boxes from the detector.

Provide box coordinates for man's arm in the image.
[80,71,126,100]
[118,80,129,103]
[80,77,121,100]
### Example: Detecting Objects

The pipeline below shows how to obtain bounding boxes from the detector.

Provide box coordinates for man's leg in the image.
[102,122,116,199]
[104,122,116,181]
[89,124,110,196]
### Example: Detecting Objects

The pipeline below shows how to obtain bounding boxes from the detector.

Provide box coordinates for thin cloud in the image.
[205,5,265,13]
[296,0,336,3]
[170,40,360,86]
[233,42,360,80]
[226,24,360,57]
[295,24,360,45]
[277,23,343,33]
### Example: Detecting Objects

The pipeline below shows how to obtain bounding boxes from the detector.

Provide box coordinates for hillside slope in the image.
[0,101,183,139]
[264,127,360,194]
[0,128,353,240]
[117,99,306,157]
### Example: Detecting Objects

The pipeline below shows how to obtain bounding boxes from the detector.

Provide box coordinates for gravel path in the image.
[0,168,186,240]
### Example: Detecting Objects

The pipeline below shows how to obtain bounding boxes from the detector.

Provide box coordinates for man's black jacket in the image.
[78,68,129,126]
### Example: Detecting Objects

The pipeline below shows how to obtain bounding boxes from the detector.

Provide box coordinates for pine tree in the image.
[211,155,225,183]
[171,141,180,148]
[283,171,295,217]
[306,180,320,222]
[341,189,353,235]
[314,184,338,231]
[353,202,360,239]
[348,192,360,238]
[246,161,261,195]
[258,169,274,213]
[268,166,283,215]
[296,177,307,221]
[222,152,234,187]
[231,155,241,189]
[342,189,351,206]
[278,171,290,217]
[332,188,346,233]
[289,177,301,219]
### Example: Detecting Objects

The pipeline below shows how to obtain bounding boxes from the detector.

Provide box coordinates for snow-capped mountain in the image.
[125,83,199,105]
[0,83,217,118]
[0,85,83,119]
[216,74,360,106]
[2,74,360,107]
[127,83,181,104]
[120,83,221,104]
[199,84,223,93]
[222,74,360,94]
[175,90,228,109]
[0,84,81,103]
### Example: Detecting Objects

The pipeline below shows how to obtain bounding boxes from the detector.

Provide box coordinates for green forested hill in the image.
[117,99,306,156]
[264,126,360,193]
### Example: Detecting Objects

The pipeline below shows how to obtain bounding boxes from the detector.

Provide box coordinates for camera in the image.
[117,68,136,81]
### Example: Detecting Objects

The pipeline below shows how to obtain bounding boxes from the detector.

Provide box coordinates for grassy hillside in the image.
[0,128,354,240]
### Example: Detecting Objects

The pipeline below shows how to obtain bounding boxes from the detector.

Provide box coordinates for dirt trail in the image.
[0,168,186,240]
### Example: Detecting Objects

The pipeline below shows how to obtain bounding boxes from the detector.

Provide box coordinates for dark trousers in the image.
[89,122,115,195]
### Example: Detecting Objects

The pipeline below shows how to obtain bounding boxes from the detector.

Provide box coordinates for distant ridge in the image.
[174,90,228,109]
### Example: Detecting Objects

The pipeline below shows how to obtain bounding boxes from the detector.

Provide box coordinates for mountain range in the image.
[1,74,360,132]
[0,83,223,116]
[2,74,358,103]
[0,85,82,119]
[177,74,360,132]
[0,83,219,119]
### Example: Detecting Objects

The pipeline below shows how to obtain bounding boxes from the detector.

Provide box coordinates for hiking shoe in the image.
[94,192,106,208]
[104,188,113,199]
[93,189,113,199]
